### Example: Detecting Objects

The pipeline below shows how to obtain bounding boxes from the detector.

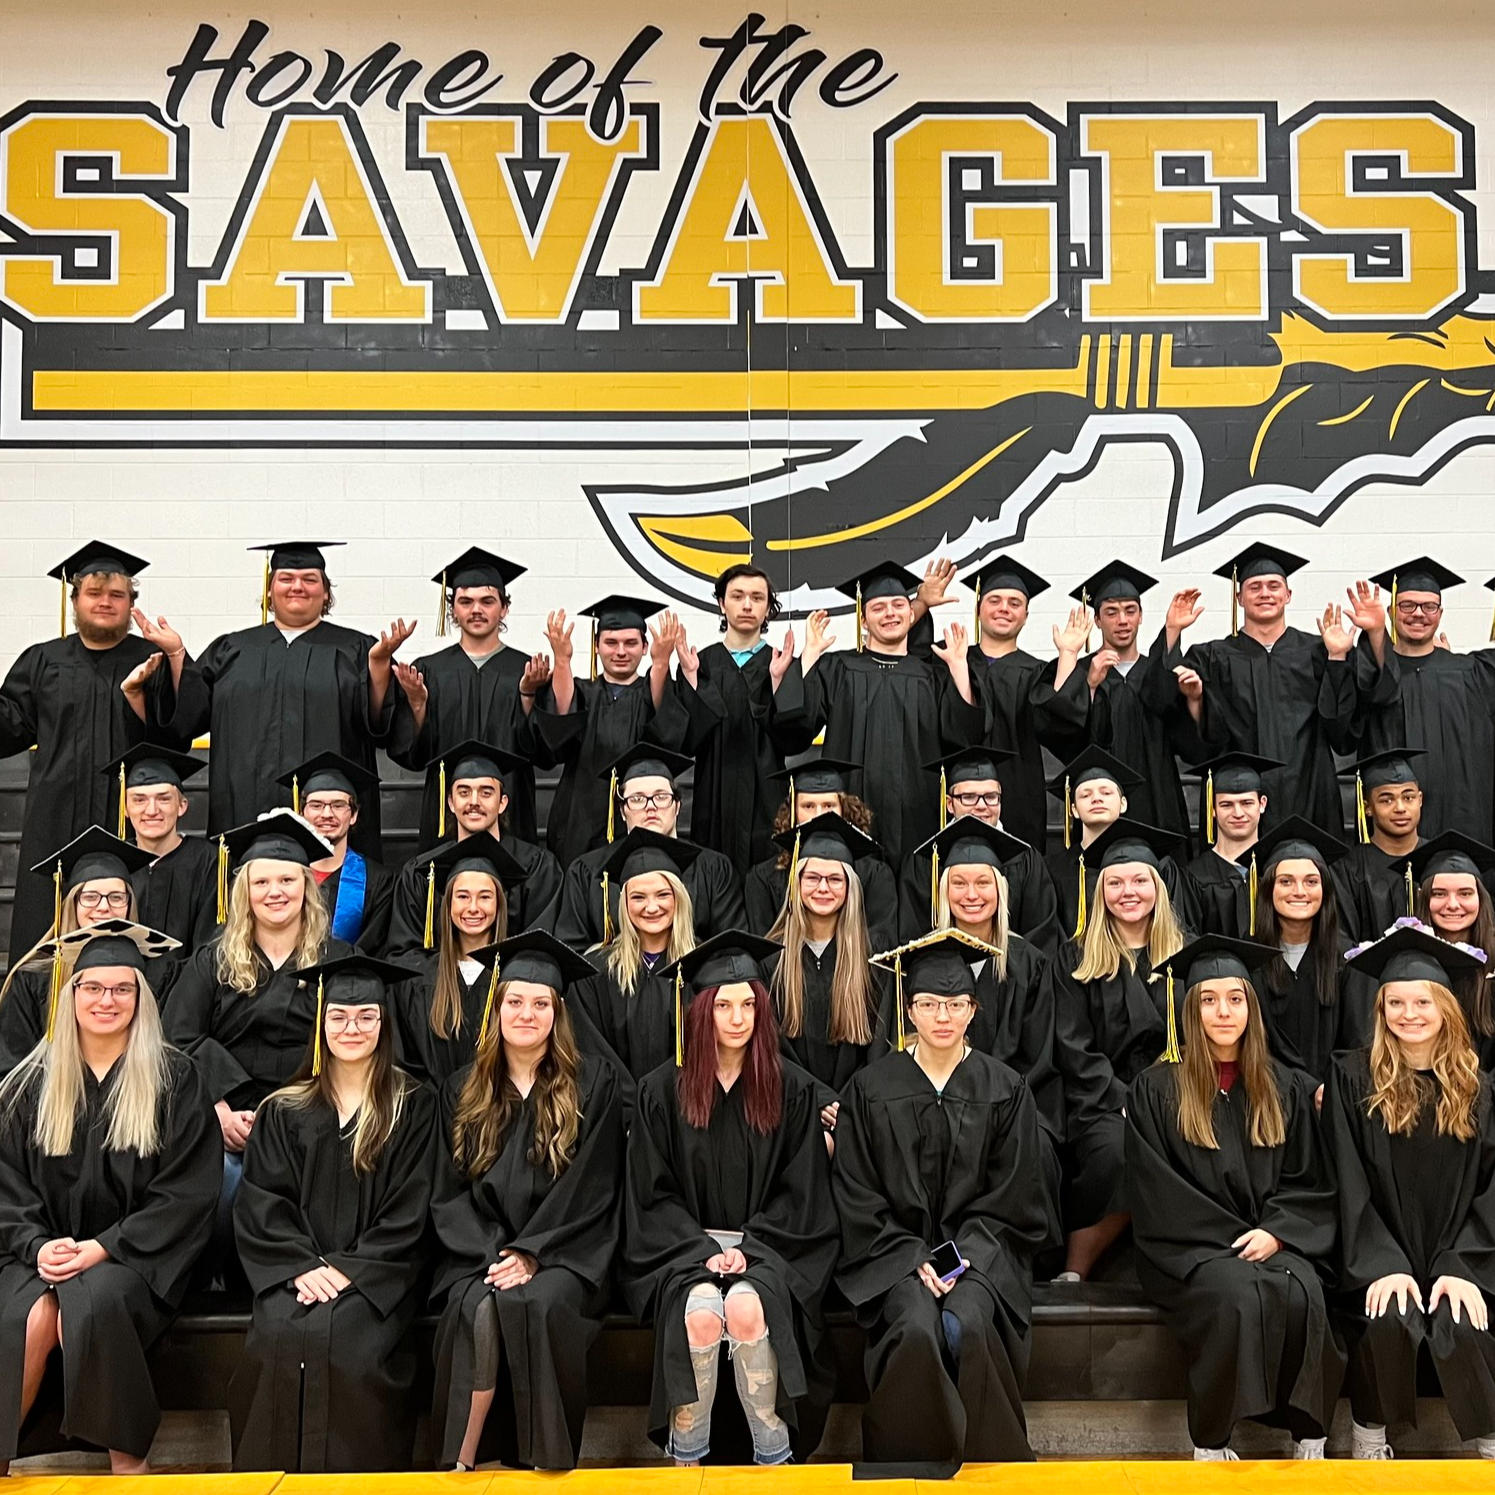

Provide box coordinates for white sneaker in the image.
[1292,1437,1326,1459]
[1193,1446,1240,1461]
[1052,1271,1082,1284]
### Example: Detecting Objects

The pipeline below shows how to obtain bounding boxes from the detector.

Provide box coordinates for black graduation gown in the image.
[899,841,1060,953]
[0,633,185,962]
[1126,1062,1344,1447]
[165,622,393,861]
[1042,847,1203,948]
[163,937,353,1108]
[744,854,900,950]
[430,1055,625,1470]
[1171,627,1381,837]
[316,856,395,957]
[1331,841,1418,945]
[1323,1051,1495,1438]
[534,676,689,869]
[131,834,220,966]
[386,833,563,957]
[972,647,1089,854]
[772,651,985,870]
[390,951,489,1091]
[680,644,812,870]
[1186,849,1253,939]
[1356,636,1495,843]
[573,955,677,1086]
[0,1049,218,1460]
[229,1081,437,1472]
[1254,938,1373,1085]
[388,641,543,845]
[621,1059,839,1454]
[553,841,746,949]
[832,1047,1051,1466]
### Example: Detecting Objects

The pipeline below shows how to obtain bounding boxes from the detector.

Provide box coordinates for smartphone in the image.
[930,1239,965,1283]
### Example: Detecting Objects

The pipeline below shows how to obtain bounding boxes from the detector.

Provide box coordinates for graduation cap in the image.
[294,952,418,1075]
[467,929,600,1049]
[31,826,154,935]
[773,812,881,912]
[658,930,782,1067]
[1154,935,1278,1064]
[214,811,334,924]
[768,755,861,807]
[415,835,527,951]
[924,747,1016,830]
[247,542,344,624]
[579,593,666,679]
[598,743,694,844]
[1409,830,1495,887]
[914,816,1028,927]
[871,927,999,1052]
[598,828,704,937]
[1071,559,1157,609]
[1213,542,1307,637]
[832,561,920,655]
[1344,921,1483,989]
[101,744,206,840]
[1075,819,1178,941]
[1047,745,1144,850]
[1233,814,1347,937]
[966,553,1048,637]
[1368,557,1461,648]
[275,750,378,816]
[24,918,179,1045]
[1193,751,1281,845]
[1349,746,1425,845]
[47,541,150,639]
[432,547,527,636]
[425,739,530,838]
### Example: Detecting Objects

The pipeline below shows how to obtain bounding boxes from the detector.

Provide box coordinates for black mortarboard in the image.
[1241,815,1348,872]
[925,747,1015,788]
[1195,750,1281,798]
[662,930,781,995]
[1410,831,1495,886]
[221,811,333,871]
[768,755,860,797]
[579,594,663,633]
[474,928,598,993]
[1152,934,1280,1064]
[1369,557,1463,597]
[1345,922,1482,986]
[773,811,880,868]
[1079,817,1178,872]
[276,750,378,808]
[1353,746,1424,793]
[1213,542,1307,585]
[295,952,418,1075]
[1071,559,1156,607]
[966,553,1048,600]
[32,825,153,891]
[1047,745,1143,799]
[248,540,342,572]
[104,744,206,791]
[870,928,999,1051]
[48,540,149,582]
[600,743,694,788]
[600,827,704,885]
[917,815,1028,871]
[429,739,528,789]
[424,835,528,895]
[833,560,921,604]
[434,547,527,594]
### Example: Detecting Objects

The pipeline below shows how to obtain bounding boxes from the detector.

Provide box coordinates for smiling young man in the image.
[0,542,190,963]
[1184,752,1280,940]
[1331,748,1427,945]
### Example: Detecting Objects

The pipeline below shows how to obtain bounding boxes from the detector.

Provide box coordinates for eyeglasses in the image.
[325,1010,382,1033]
[76,890,130,911]
[1394,600,1441,615]
[623,791,676,810]
[76,980,138,1001]
[303,796,353,815]
[800,871,847,890]
[951,791,1001,809]
[910,997,973,1017]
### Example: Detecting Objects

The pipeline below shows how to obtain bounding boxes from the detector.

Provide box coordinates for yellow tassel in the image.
[929,847,941,926]
[477,958,501,1048]
[116,763,127,840]
[261,551,271,626]
[1063,774,1072,850]
[855,582,864,655]
[1073,855,1087,940]
[589,620,598,681]
[1248,853,1258,937]
[1205,769,1215,845]
[1161,966,1182,1063]
[674,967,684,1067]
[59,570,67,639]
[974,578,981,639]
[438,758,447,839]
[1356,771,1369,845]
[1389,574,1398,649]
[1405,859,1415,918]
[292,773,300,815]
[894,954,905,1053]
[939,766,948,831]
[787,774,795,818]
[601,871,614,944]
[790,830,802,909]
[423,859,436,949]
[45,945,64,1042]
[215,835,229,924]
[53,860,62,933]
[311,975,325,1076]
[1230,564,1239,638]
[606,768,618,844]
[438,570,448,638]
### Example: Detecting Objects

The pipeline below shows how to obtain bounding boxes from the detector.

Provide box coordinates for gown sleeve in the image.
[233,1100,329,1294]
[160,633,224,741]
[0,1076,52,1266]
[162,945,253,1105]
[702,852,747,934]
[1437,1081,1495,1293]
[1053,964,1126,1125]
[0,647,41,758]
[1256,1067,1341,1262]
[0,971,46,1076]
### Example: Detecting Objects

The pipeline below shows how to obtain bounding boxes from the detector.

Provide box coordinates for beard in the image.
[73,609,131,646]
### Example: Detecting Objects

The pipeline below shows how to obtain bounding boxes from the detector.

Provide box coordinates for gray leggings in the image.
[472,1292,501,1392]
[669,1281,791,1465]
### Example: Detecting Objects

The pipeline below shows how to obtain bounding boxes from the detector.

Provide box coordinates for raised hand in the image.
[120,652,164,698]
[803,610,836,669]
[649,611,681,667]
[1173,666,1203,701]
[131,608,184,656]
[1052,604,1093,656]
[370,617,417,664]
[1166,589,1205,635]
[931,620,970,663]
[519,652,551,693]
[917,556,959,610]
[1345,580,1386,637]
[545,609,574,665]
[392,661,427,710]
[1436,632,1452,651]
[768,624,797,686]
[1316,603,1354,659]
[674,628,700,684]
[1087,647,1121,689]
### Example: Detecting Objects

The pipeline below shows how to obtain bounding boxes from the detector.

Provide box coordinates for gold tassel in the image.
[215,836,229,924]
[790,830,802,908]
[116,763,127,840]
[1230,564,1239,638]
[1405,859,1415,918]
[423,859,436,949]
[589,619,598,681]
[1356,771,1369,845]
[939,766,948,831]
[929,847,941,927]
[59,569,67,639]
[673,967,684,1067]
[855,582,864,654]
[45,944,64,1042]
[1248,853,1258,937]
[1073,855,1087,940]
[894,954,905,1052]
[261,551,271,626]
[1161,965,1181,1063]
[437,570,448,638]
[1389,574,1398,648]
[311,975,326,1076]
[478,958,501,1047]
[1063,774,1072,850]
[974,578,981,639]
[438,758,447,839]
[606,768,618,844]
[787,774,796,817]
[601,871,614,944]
[291,773,300,815]
[1205,769,1215,845]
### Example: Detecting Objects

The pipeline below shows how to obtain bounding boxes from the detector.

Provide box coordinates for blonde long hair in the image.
[429,873,509,1040]
[934,862,1011,981]
[0,881,138,1005]
[1174,977,1285,1150]
[599,870,695,996]
[1072,866,1186,982]
[215,863,330,994]
[1367,981,1481,1141]
[0,968,171,1156]
[768,859,875,1045]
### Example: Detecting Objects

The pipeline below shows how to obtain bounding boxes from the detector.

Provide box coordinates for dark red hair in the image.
[676,980,784,1134]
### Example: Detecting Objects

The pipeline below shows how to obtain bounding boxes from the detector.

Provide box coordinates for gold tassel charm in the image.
[1355,771,1369,845]
[215,836,229,924]
[601,872,614,944]
[116,763,127,840]
[438,758,447,839]
[894,954,905,1053]
[478,959,501,1048]
[438,570,448,638]
[673,967,685,1067]
[45,944,64,1042]
[1063,775,1072,850]
[311,975,326,1076]
[423,859,436,949]
[855,582,864,655]
[929,847,941,926]
[1389,574,1398,648]
[938,766,948,831]
[1205,769,1215,845]
[261,552,271,626]
[1248,854,1258,937]
[1405,859,1415,918]
[606,769,618,844]
[292,774,300,815]
[1161,966,1182,1064]
[1073,855,1087,941]
[1230,564,1239,638]
[59,569,68,639]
